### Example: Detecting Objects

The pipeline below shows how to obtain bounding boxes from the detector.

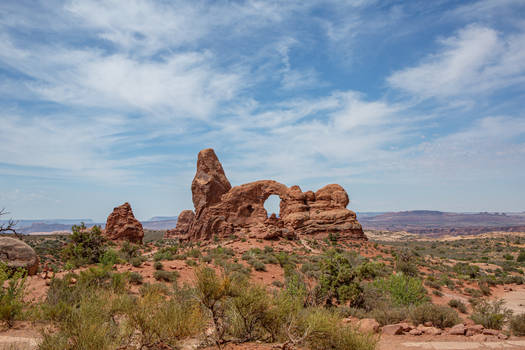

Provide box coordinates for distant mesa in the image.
[0,237,39,275]
[166,148,366,241]
[104,202,144,244]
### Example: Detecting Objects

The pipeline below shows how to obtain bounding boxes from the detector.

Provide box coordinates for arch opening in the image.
[263,194,281,218]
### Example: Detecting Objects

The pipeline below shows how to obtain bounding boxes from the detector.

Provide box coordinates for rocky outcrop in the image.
[105,202,144,244]
[0,237,39,275]
[167,148,366,241]
[165,210,194,239]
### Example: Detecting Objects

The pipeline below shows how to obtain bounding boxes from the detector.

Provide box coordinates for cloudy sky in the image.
[1,0,525,221]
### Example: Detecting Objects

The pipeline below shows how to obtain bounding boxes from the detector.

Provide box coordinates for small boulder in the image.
[449,324,466,335]
[0,237,39,275]
[382,324,404,335]
[498,333,509,340]
[483,329,499,336]
[409,329,423,336]
[397,322,413,332]
[357,319,380,334]
[466,324,484,336]
[418,326,442,336]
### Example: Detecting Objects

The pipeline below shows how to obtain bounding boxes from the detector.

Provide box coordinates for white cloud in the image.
[388,25,525,99]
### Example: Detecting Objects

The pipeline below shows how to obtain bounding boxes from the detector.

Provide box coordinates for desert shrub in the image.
[202,255,213,264]
[194,267,235,348]
[228,282,271,341]
[61,224,106,267]
[123,288,205,348]
[252,260,267,272]
[129,272,143,285]
[432,290,443,297]
[369,306,408,326]
[153,270,178,282]
[186,259,198,267]
[510,313,525,335]
[453,262,480,279]
[99,248,120,267]
[448,299,467,313]
[471,299,513,330]
[0,263,26,328]
[356,261,387,279]
[395,250,419,277]
[39,290,121,350]
[517,250,525,262]
[318,250,360,304]
[272,280,284,288]
[373,274,427,306]
[119,241,140,262]
[295,308,377,350]
[410,303,460,329]
[154,261,163,270]
[130,256,143,268]
[187,248,202,258]
[153,246,179,261]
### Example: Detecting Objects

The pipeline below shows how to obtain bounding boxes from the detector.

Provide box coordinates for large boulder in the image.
[0,237,39,275]
[105,202,144,244]
[167,148,366,241]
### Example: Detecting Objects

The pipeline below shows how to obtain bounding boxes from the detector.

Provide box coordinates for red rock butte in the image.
[167,148,366,241]
[105,202,144,244]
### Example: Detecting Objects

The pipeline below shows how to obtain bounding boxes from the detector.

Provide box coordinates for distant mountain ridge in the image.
[359,210,525,236]
[2,217,179,234]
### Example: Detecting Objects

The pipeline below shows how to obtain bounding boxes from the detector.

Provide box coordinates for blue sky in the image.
[1,0,525,221]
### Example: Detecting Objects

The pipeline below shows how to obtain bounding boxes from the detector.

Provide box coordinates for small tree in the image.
[0,208,21,238]
[61,223,107,267]
[194,267,234,349]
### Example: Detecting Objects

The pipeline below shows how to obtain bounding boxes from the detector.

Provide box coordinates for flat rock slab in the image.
[395,340,525,350]
[0,336,40,350]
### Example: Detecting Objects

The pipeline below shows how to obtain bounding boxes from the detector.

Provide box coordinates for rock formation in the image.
[166,148,366,241]
[0,237,39,275]
[105,202,144,244]
[166,210,194,237]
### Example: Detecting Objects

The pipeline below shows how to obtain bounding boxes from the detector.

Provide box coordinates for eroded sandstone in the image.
[105,202,144,244]
[166,148,366,241]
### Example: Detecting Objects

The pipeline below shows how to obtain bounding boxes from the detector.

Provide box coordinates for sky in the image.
[1,0,525,221]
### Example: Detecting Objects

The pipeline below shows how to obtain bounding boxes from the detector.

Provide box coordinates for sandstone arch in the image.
[166,149,366,241]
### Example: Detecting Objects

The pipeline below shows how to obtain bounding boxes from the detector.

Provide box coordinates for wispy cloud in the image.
[388,24,525,100]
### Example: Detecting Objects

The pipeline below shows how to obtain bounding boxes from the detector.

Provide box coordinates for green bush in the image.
[517,250,525,262]
[61,224,107,267]
[153,270,178,282]
[373,274,428,306]
[39,291,121,350]
[0,263,26,328]
[124,287,205,348]
[99,249,120,267]
[154,261,163,270]
[369,306,408,326]
[119,241,140,262]
[130,257,142,267]
[448,299,467,313]
[471,299,512,330]
[297,308,377,350]
[228,282,271,341]
[129,272,143,285]
[510,313,525,335]
[410,303,460,329]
